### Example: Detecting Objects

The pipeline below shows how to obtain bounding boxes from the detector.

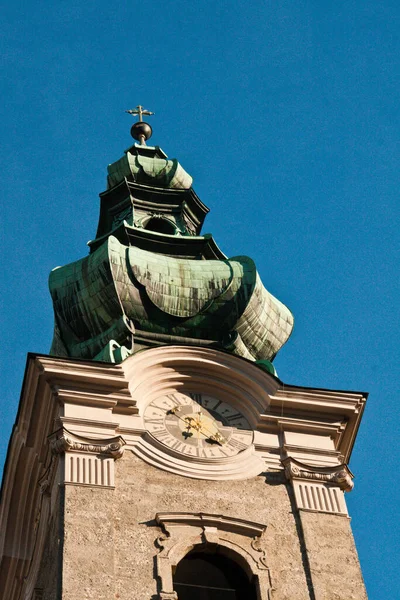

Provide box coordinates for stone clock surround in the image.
[0,346,367,600]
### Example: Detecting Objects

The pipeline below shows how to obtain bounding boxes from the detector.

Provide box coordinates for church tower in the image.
[0,110,368,600]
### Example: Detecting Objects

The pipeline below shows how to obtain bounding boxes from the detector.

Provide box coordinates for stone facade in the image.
[0,350,368,600]
[33,452,367,600]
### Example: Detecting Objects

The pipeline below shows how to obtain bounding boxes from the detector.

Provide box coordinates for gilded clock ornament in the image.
[143,392,253,459]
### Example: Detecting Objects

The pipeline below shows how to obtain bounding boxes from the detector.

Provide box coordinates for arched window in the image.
[173,550,257,600]
[144,216,176,235]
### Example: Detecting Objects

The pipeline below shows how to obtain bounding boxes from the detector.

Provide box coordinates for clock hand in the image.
[167,408,198,436]
[168,406,228,445]
[192,413,228,445]
[168,407,204,431]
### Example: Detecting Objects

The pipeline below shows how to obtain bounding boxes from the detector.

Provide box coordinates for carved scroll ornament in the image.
[49,428,126,459]
[283,457,354,492]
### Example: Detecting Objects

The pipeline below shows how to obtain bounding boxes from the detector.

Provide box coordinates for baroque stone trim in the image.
[155,512,272,600]
[283,443,345,462]
[132,437,264,482]
[283,457,353,515]
[283,457,354,491]
[156,512,266,538]
[48,428,126,458]
[48,428,126,488]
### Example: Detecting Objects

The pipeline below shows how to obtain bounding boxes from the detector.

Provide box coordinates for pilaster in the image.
[283,457,367,599]
[283,457,353,516]
[49,428,126,488]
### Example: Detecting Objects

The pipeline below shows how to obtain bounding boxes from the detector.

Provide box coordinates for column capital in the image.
[49,427,126,459]
[282,457,354,515]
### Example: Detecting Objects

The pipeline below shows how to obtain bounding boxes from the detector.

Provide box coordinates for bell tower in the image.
[0,110,368,600]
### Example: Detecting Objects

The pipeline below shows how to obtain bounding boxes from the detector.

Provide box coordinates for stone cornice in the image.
[34,355,124,384]
[49,428,126,459]
[156,512,266,538]
[283,443,344,461]
[58,416,118,431]
[272,387,366,413]
[34,355,136,415]
[282,457,354,492]
[259,387,366,462]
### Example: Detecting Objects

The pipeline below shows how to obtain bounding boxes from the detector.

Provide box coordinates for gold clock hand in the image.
[167,409,203,439]
[194,413,228,445]
[169,408,203,433]
[168,406,228,444]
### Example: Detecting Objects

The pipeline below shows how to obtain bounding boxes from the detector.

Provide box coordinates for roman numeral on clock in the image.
[226,413,243,422]
[152,428,173,443]
[195,446,208,458]
[189,393,203,405]
[170,439,187,453]
[227,437,249,452]
[166,394,182,407]
[151,430,194,455]
[144,417,164,425]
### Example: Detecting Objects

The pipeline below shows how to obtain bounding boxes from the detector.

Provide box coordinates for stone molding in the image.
[122,344,279,416]
[36,355,136,415]
[283,457,354,491]
[132,436,265,482]
[159,593,178,600]
[283,457,353,515]
[48,428,126,488]
[155,512,272,600]
[156,512,267,538]
[49,428,126,458]
[283,443,345,462]
[268,387,366,461]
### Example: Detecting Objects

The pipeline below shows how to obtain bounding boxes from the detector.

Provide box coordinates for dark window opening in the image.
[173,551,257,600]
[145,217,176,235]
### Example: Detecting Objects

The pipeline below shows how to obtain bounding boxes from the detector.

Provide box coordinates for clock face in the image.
[143,392,253,459]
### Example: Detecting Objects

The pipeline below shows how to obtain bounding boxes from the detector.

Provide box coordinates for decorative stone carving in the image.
[283,457,354,515]
[154,512,272,600]
[49,428,126,458]
[48,428,126,488]
[283,457,354,491]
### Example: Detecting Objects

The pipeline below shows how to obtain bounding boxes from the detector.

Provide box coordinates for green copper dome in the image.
[107,144,193,190]
[49,134,293,364]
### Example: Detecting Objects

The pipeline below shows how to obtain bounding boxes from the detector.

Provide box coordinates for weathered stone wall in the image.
[53,453,366,600]
[62,486,115,600]
[59,453,310,600]
[299,511,367,600]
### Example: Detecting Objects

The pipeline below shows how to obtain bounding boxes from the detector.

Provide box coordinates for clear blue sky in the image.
[1,2,399,598]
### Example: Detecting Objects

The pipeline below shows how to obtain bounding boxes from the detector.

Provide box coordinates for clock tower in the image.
[0,110,368,600]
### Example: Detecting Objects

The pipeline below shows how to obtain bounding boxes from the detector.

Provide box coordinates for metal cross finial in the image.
[125,105,155,122]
